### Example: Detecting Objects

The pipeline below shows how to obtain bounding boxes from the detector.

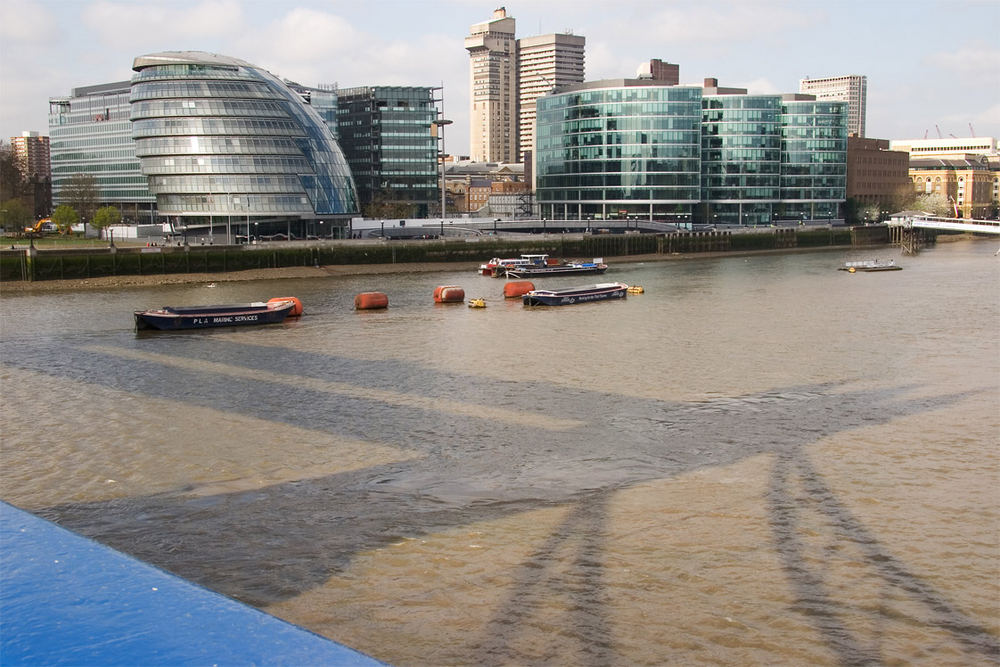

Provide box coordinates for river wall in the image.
[0,227,879,283]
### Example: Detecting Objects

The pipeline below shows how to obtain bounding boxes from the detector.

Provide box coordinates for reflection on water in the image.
[2,242,998,665]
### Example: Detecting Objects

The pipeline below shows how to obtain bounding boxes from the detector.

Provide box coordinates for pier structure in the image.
[887,213,1000,254]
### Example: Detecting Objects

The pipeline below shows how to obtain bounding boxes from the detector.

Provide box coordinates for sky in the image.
[1,0,998,157]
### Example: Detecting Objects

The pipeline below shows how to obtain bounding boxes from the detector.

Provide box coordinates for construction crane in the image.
[935,124,942,139]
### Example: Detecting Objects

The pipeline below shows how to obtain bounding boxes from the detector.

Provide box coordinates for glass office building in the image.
[335,86,438,217]
[701,95,782,226]
[130,51,358,238]
[535,81,703,221]
[536,80,847,225]
[779,99,848,220]
[48,82,157,222]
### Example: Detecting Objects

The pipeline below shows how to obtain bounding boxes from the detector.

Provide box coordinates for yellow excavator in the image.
[24,218,57,236]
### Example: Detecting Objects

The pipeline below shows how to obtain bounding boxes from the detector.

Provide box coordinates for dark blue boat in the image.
[522,282,629,306]
[134,298,301,331]
[505,261,608,278]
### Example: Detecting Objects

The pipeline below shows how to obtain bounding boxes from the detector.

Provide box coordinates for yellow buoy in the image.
[627,285,644,294]
[468,298,486,308]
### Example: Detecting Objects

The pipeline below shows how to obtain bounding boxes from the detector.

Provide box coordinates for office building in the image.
[48,81,156,222]
[636,59,679,84]
[465,8,518,163]
[701,92,782,226]
[517,32,585,162]
[535,79,848,225]
[779,95,849,221]
[889,136,997,158]
[466,7,586,164]
[10,131,50,180]
[130,51,358,239]
[799,74,866,138]
[846,137,911,215]
[335,86,439,217]
[535,80,703,222]
[8,131,52,217]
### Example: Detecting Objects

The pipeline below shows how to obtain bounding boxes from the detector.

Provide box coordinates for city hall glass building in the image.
[130,52,358,238]
[535,80,847,225]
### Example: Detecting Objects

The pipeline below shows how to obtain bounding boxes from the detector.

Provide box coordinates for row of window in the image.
[148,174,307,192]
[135,136,303,157]
[537,188,701,202]
[131,99,290,120]
[138,155,313,174]
[131,81,279,102]
[538,174,701,188]
[540,88,702,110]
[132,117,301,137]
[539,158,701,174]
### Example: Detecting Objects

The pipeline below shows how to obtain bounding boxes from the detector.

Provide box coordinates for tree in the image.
[92,205,121,239]
[0,197,33,235]
[51,204,79,235]
[62,173,99,225]
[0,142,22,204]
[913,193,952,217]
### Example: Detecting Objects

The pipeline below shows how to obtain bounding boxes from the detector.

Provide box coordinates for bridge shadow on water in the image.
[4,334,997,663]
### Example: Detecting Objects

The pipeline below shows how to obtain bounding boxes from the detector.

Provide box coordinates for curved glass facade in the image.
[534,80,848,226]
[535,83,702,221]
[130,51,357,231]
[779,100,848,220]
[702,95,781,225]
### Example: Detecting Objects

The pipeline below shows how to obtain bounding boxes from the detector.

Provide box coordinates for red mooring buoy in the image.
[354,292,389,310]
[433,285,465,303]
[503,281,535,298]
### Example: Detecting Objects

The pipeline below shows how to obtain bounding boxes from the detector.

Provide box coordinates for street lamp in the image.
[432,118,452,219]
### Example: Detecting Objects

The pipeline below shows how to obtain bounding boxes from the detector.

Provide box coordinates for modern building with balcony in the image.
[130,51,358,240]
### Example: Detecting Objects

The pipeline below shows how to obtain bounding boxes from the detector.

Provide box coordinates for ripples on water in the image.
[1,242,998,665]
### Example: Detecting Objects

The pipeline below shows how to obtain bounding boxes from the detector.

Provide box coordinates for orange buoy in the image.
[267,297,303,317]
[433,285,465,303]
[355,292,389,310]
[503,281,535,298]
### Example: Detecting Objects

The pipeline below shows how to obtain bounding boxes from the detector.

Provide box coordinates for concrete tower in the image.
[517,32,585,162]
[465,8,518,163]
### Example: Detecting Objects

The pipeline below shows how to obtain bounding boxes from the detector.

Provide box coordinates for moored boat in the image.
[134,297,301,331]
[505,259,607,278]
[522,282,629,306]
[839,259,902,272]
[478,254,549,276]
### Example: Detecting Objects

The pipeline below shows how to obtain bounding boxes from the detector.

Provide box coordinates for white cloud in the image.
[739,78,782,95]
[80,0,247,49]
[609,2,822,46]
[0,0,54,41]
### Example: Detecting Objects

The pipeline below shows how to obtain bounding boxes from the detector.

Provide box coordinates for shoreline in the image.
[0,243,917,294]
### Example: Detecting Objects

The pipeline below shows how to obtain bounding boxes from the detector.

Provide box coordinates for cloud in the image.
[80,0,246,49]
[0,0,55,41]
[609,1,822,46]
[930,43,1000,82]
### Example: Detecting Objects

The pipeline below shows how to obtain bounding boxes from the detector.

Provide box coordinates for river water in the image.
[1,241,998,665]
